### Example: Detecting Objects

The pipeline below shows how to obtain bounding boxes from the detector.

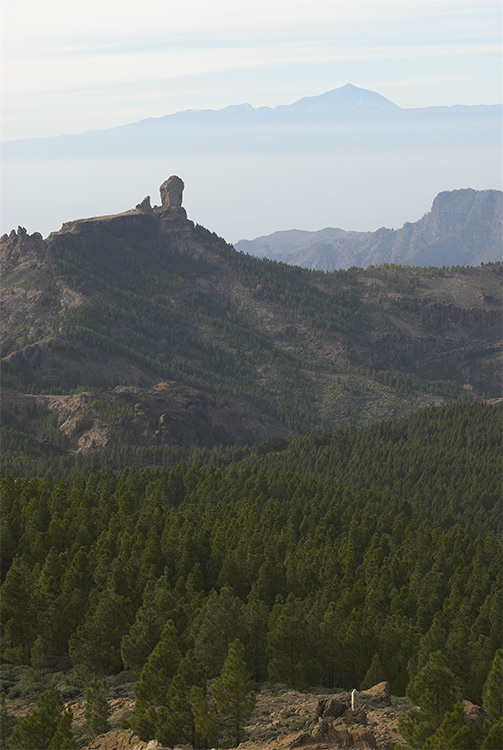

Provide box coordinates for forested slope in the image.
[1,404,501,748]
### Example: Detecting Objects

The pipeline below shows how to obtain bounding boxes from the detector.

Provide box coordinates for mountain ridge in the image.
[1,178,502,469]
[235,188,503,269]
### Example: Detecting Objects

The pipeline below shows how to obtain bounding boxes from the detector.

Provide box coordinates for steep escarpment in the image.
[236,188,503,269]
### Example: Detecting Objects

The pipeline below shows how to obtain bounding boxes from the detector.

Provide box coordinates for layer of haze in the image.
[1,0,502,242]
[2,149,501,243]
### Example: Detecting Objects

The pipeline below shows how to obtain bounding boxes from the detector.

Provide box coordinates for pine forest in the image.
[1,402,502,748]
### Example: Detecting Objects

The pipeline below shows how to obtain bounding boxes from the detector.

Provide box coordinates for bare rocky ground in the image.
[78,682,410,750]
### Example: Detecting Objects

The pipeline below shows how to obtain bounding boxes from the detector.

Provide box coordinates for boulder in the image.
[360,681,391,706]
[159,176,184,207]
[315,696,347,720]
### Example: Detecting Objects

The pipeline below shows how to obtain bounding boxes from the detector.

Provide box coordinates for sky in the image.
[1,0,502,141]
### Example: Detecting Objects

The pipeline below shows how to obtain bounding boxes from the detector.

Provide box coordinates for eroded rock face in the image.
[159,175,184,207]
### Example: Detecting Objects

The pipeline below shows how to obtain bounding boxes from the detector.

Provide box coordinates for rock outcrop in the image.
[48,178,189,238]
[136,196,152,212]
[288,691,382,748]
[360,682,391,707]
[84,729,160,750]
[1,381,253,454]
[315,697,347,720]
[159,175,184,208]
[77,683,408,750]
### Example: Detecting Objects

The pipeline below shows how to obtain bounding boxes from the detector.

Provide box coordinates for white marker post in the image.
[351,689,357,711]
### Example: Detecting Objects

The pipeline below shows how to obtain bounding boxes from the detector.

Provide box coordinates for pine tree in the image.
[416,612,447,672]
[84,678,111,737]
[400,651,462,748]
[244,585,269,681]
[375,614,415,696]
[398,707,436,750]
[407,651,461,726]
[57,546,92,649]
[1,554,37,660]
[192,587,245,678]
[121,603,165,673]
[68,588,133,675]
[155,650,205,748]
[319,600,343,688]
[120,573,176,673]
[482,648,502,723]
[33,547,67,660]
[338,606,374,689]
[189,686,219,749]
[267,594,310,689]
[211,639,256,747]
[6,684,74,750]
[130,620,181,741]
[48,708,76,750]
[428,703,477,749]
[480,717,503,750]
[133,620,181,709]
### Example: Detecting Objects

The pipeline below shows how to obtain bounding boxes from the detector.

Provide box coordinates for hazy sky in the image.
[1,0,502,141]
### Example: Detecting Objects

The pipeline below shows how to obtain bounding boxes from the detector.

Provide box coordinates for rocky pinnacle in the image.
[159,176,184,208]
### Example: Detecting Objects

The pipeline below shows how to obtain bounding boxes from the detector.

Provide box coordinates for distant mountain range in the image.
[3,84,501,157]
[235,189,503,270]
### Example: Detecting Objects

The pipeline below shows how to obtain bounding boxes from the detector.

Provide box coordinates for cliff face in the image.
[236,189,503,270]
[382,188,502,267]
